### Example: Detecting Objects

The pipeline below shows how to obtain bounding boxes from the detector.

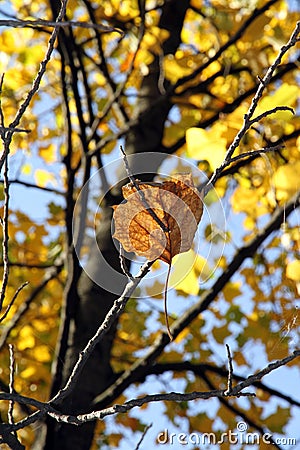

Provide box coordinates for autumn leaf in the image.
[286,260,300,282]
[34,169,57,188]
[186,124,227,170]
[113,173,203,340]
[112,173,203,264]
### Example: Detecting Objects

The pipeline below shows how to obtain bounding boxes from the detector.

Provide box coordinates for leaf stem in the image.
[164,261,173,341]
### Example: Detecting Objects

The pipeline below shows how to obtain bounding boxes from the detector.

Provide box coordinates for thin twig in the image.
[120,145,168,232]
[119,244,134,280]
[164,262,173,341]
[0,0,68,173]
[50,260,154,405]
[0,18,122,34]
[2,350,299,430]
[205,21,300,193]
[0,156,10,310]
[199,144,283,192]
[88,7,145,144]
[225,144,283,166]
[249,106,294,125]
[0,178,65,196]
[0,282,29,323]
[8,344,16,431]
[134,423,153,450]
[0,74,5,127]
[224,344,233,395]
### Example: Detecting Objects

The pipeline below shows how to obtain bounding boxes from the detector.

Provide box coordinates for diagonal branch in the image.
[145,361,300,407]
[1,350,299,430]
[171,0,280,94]
[0,18,122,34]
[0,263,63,351]
[206,20,300,192]
[50,260,154,406]
[201,371,282,449]
[0,0,68,171]
[94,190,300,407]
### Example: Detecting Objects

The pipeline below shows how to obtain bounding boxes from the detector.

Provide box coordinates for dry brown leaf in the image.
[113,173,203,341]
[113,173,203,264]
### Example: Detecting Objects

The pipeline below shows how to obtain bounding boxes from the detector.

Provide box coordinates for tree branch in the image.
[50,260,154,406]
[0,18,122,34]
[94,190,300,407]
[1,350,299,430]
[0,263,63,351]
[144,361,300,407]
[0,0,68,174]
[205,20,300,192]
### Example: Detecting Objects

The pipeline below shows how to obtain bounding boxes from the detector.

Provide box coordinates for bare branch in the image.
[0,18,123,35]
[119,244,134,280]
[134,423,153,450]
[147,361,300,407]
[0,263,63,351]
[8,344,16,430]
[0,424,25,450]
[50,260,154,405]
[0,156,10,310]
[224,344,234,396]
[1,350,299,430]
[94,190,300,407]
[0,282,29,324]
[206,20,300,192]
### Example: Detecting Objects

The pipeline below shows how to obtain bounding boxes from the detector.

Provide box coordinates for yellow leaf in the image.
[244,216,256,230]
[20,366,36,379]
[32,345,52,363]
[118,330,130,341]
[17,326,35,350]
[186,125,227,170]
[163,55,194,83]
[32,319,51,333]
[174,327,190,343]
[34,169,56,188]
[170,249,211,295]
[22,163,32,175]
[39,143,57,163]
[286,260,300,282]
[273,161,300,201]
[231,186,258,214]
[253,83,298,121]
[242,13,270,42]
[223,282,241,302]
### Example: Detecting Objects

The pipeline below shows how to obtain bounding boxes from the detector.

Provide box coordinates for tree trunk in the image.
[35,1,190,448]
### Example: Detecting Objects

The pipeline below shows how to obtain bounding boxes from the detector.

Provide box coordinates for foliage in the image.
[0,0,299,449]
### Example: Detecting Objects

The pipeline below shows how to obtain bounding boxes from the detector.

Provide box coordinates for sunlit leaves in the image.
[0,0,299,447]
[170,249,211,296]
[253,83,299,121]
[34,169,57,188]
[273,162,300,202]
[186,125,227,170]
[286,260,300,282]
